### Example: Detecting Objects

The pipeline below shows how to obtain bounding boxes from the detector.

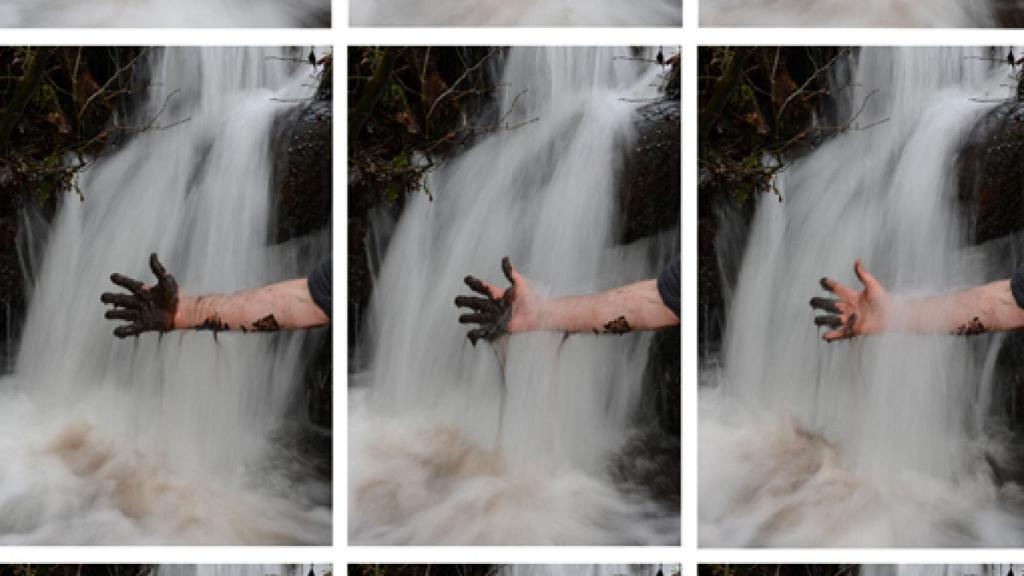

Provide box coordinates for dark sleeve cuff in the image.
[656,255,681,318]
[307,256,332,318]
[1012,265,1024,310]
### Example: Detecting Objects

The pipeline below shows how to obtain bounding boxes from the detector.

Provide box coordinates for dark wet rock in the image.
[960,114,1024,434]
[642,325,680,437]
[993,0,1024,27]
[271,92,332,245]
[958,101,1024,245]
[698,199,753,362]
[0,183,28,372]
[305,334,332,428]
[620,98,681,245]
[617,97,681,437]
[958,231,1024,439]
[268,66,332,427]
[609,422,680,509]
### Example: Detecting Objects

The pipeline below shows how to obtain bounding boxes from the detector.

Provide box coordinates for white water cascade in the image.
[158,566,332,576]
[701,47,1024,546]
[862,566,1014,576]
[0,0,328,27]
[350,0,679,27]
[349,47,679,545]
[0,47,331,544]
[500,566,678,576]
[700,0,992,27]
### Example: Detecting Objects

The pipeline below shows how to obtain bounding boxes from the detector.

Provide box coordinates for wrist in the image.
[514,296,550,332]
[172,295,194,329]
[881,297,910,333]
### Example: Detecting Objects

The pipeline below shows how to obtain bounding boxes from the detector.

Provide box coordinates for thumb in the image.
[854,259,882,294]
[501,256,528,286]
[499,256,525,304]
[501,256,516,285]
[509,267,528,290]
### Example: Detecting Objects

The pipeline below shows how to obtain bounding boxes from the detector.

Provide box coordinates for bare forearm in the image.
[528,280,679,334]
[892,280,1024,335]
[173,278,329,332]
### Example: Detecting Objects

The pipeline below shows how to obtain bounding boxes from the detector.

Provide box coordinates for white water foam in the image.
[351,0,679,26]
[700,0,992,27]
[0,0,328,27]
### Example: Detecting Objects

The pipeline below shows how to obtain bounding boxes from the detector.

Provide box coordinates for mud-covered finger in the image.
[844,313,859,337]
[110,273,145,296]
[809,297,841,313]
[467,327,489,346]
[464,275,494,297]
[820,276,856,300]
[149,253,168,280]
[454,295,497,311]
[101,292,141,309]
[458,313,491,325]
[113,324,145,339]
[501,256,514,285]
[105,309,140,321]
[814,315,844,329]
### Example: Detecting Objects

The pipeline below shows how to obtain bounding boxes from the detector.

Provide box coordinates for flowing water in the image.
[863,567,1015,576]
[350,0,679,26]
[701,47,1024,547]
[700,0,992,27]
[158,566,331,576]
[500,566,677,576]
[349,47,679,545]
[0,0,328,27]
[0,47,331,544]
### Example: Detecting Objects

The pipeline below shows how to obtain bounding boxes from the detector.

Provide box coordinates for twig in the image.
[425,47,500,121]
[78,47,148,121]
[776,48,849,122]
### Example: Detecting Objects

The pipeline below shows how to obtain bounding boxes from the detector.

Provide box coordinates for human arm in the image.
[454,257,679,345]
[809,260,1024,341]
[172,278,329,332]
[101,253,328,338]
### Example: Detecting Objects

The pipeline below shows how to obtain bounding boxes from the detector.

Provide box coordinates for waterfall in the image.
[700,0,992,26]
[349,47,679,545]
[350,0,680,26]
[0,0,328,26]
[500,567,676,576]
[0,47,331,544]
[701,47,1024,546]
[863,567,1011,576]
[158,566,332,576]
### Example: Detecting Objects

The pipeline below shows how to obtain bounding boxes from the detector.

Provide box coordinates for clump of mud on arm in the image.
[951,316,987,336]
[603,315,632,335]
[197,314,230,332]
[252,314,280,332]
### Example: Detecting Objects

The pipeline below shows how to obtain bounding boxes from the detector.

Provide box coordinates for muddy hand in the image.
[454,256,516,345]
[809,259,889,342]
[100,253,180,338]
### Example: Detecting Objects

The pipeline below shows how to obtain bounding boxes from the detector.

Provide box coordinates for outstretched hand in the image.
[810,260,892,341]
[454,256,540,345]
[100,253,180,338]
